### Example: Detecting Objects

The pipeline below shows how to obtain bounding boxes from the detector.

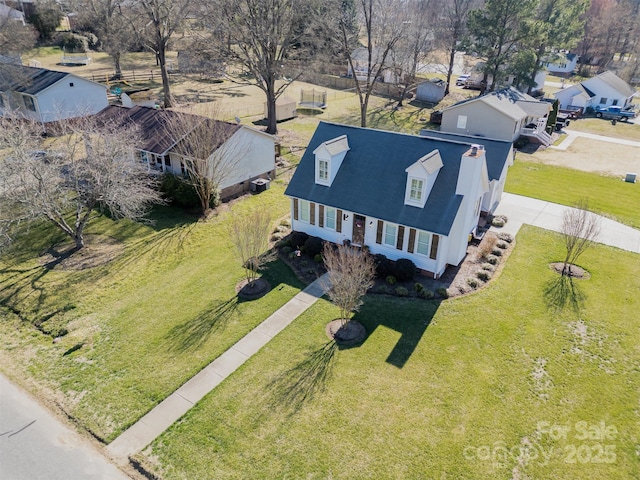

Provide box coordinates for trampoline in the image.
[299,89,327,109]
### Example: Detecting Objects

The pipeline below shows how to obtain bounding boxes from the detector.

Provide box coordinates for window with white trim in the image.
[416,231,431,256]
[299,199,310,223]
[318,159,328,181]
[23,95,36,112]
[325,206,336,230]
[409,178,424,202]
[456,115,467,129]
[384,223,397,246]
[599,97,607,104]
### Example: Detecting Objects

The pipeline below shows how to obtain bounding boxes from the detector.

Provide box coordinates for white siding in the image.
[218,128,275,190]
[35,76,108,123]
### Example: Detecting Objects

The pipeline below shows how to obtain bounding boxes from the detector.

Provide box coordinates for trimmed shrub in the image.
[304,236,324,257]
[393,258,417,282]
[481,262,494,271]
[374,254,391,279]
[281,246,293,255]
[289,231,309,249]
[491,215,507,227]
[386,275,397,285]
[467,278,479,289]
[376,285,390,294]
[436,287,449,299]
[395,286,409,297]
[491,248,503,257]
[288,252,297,260]
[496,241,508,249]
[313,254,323,263]
[160,173,204,209]
[419,289,434,300]
[413,282,424,293]
[487,255,499,265]
[498,232,513,243]
[279,219,291,228]
[477,270,491,281]
[478,235,498,259]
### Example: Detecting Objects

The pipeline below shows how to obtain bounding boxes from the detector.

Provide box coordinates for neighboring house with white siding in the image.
[0,64,108,123]
[554,71,638,110]
[93,105,276,200]
[284,122,512,278]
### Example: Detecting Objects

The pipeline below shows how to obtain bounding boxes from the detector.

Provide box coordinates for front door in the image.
[352,214,366,246]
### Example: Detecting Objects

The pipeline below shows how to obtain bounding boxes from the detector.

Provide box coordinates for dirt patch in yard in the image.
[523,137,640,177]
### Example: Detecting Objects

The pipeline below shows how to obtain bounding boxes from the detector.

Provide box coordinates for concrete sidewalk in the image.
[106,274,329,463]
[492,193,640,254]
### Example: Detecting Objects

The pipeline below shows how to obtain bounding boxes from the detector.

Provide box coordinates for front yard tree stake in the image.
[560,199,601,275]
[322,243,375,324]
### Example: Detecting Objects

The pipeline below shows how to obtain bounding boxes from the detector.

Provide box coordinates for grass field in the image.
[569,117,640,142]
[0,182,296,442]
[141,226,640,479]
[505,160,640,229]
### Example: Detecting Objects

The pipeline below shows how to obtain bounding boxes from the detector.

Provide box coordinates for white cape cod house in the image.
[284,122,512,278]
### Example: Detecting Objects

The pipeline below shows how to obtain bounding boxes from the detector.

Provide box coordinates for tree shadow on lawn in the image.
[353,297,440,369]
[165,296,240,352]
[543,275,586,313]
[266,340,339,415]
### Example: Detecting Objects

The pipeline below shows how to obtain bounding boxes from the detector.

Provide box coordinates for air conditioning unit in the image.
[250,178,270,193]
[625,172,637,183]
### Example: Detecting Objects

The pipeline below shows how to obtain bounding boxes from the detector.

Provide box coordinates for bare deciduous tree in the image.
[561,200,601,276]
[0,115,162,250]
[322,243,375,324]
[210,0,311,134]
[0,15,37,60]
[129,0,194,107]
[334,0,410,127]
[71,0,137,79]
[229,208,274,287]
[164,107,245,215]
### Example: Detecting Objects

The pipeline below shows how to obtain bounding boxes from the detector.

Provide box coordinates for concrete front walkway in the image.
[492,193,640,254]
[106,274,329,463]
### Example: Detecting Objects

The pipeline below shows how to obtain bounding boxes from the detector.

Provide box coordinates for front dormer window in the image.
[409,178,424,202]
[318,159,329,181]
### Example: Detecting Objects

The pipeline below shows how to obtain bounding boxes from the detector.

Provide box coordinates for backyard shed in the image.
[264,96,297,122]
[416,79,447,103]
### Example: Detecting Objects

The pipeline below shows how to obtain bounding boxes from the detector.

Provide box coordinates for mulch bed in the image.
[236,278,271,300]
[325,319,367,345]
[549,262,590,279]
[277,230,516,300]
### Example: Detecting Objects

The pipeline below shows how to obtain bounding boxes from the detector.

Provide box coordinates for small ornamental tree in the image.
[229,208,274,288]
[322,243,376,325]
[561,199,601,275]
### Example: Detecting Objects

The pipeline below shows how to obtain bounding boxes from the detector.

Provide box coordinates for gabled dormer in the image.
[313,135,350,186]
[404,149,443,208]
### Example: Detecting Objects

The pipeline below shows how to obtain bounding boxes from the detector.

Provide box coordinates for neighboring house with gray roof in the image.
[93,105,276,200]
[543,52,578,75]
[440,87,553,146]
[285,122,512,278]
[0,64,108,122]
[554,71,638,111]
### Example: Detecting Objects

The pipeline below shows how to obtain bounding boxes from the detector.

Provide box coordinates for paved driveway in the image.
[493,193,640,254]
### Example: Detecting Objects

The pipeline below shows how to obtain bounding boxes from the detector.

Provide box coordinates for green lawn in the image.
[506,160,640,229]
[141,226,640,479]
[0,182,298,442]
[569,116,640,142]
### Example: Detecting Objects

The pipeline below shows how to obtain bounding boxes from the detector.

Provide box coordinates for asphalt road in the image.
[0,374,131,480]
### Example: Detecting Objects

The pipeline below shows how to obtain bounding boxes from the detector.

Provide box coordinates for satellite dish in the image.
[234,116,241,124]
[110,86,122,96]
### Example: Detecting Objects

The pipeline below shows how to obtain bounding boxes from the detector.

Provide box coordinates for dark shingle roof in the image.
[0,64,69,95]
[93,105,240,155]
[284,122,483,237]
[419,130,511,181]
